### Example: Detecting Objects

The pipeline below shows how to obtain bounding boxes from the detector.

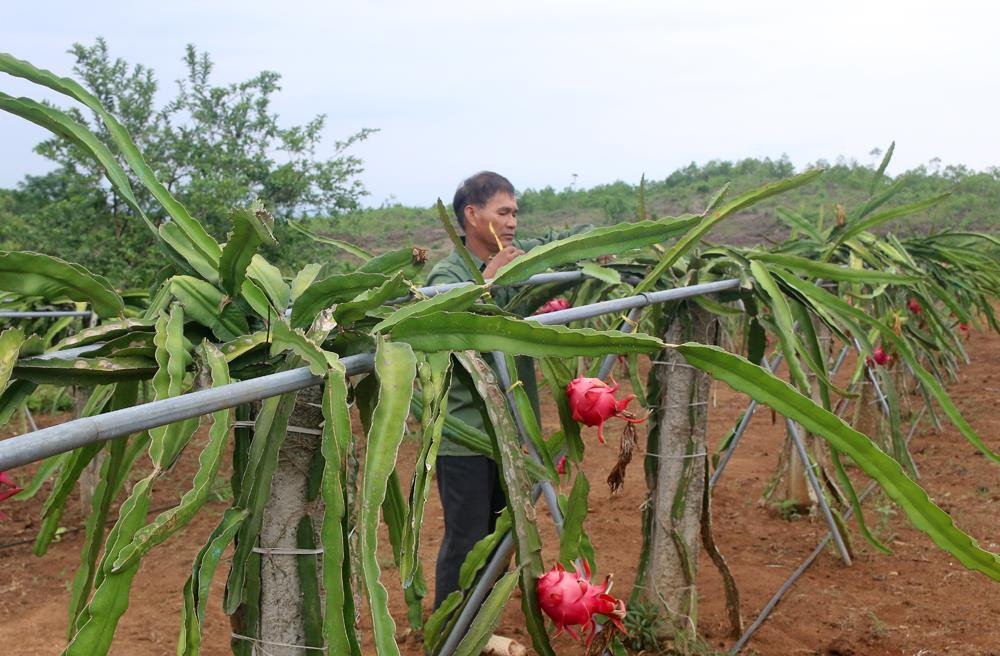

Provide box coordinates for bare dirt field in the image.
[2,328,998,656]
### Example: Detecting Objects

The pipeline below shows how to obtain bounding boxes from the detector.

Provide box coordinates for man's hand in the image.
[482,245,524,279]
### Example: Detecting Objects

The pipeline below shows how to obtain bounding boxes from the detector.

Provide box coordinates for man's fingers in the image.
[500,248,524,263]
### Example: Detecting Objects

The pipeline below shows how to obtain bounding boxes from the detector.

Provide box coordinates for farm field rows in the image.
[3,325,997,656]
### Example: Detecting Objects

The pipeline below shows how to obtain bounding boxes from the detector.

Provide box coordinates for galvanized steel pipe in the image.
[0,311,93,318]
[0,278,741,471]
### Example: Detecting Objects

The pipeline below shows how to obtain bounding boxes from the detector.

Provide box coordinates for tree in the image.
[2,38,374,286]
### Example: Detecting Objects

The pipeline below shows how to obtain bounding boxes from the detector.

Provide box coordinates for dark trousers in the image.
[434,455,507,608]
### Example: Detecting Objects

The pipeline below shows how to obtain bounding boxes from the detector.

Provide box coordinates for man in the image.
[427,171,589,608]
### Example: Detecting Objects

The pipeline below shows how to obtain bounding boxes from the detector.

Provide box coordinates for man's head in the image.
[453,171,518,257]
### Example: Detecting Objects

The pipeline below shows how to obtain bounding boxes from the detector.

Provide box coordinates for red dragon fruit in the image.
[566,377,642,443]
[556,455,567,476]
[868,346,892,367]
[536,297,571,315]
[536,561,626,645]
[907,298,922,314]
[0,471,22,520]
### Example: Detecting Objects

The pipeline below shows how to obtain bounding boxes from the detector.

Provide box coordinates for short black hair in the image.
[453,171,515,231]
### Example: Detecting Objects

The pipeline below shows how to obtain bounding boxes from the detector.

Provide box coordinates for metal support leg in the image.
[22,406,38,432]
[596,306,644,381]
[709,353,782,489]
[711,344,848,490]
[785,419,852,565]
[709,399,758,490]
[858,341,920,478]
[856,339,891,417]
[866,366,891,418]
[830,344,849,374]
[491,352,566,533]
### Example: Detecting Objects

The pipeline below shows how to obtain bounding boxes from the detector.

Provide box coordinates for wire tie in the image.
[233,420,322,436]
[286,425,323,436]
[648,361,698,369]
[644,451,708,460]
[252,546,325,555]
[230,633,327,651]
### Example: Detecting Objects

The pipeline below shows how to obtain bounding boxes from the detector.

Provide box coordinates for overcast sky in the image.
[1,1,997,207]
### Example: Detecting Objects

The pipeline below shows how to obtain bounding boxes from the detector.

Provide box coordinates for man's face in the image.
[465,192,518,255]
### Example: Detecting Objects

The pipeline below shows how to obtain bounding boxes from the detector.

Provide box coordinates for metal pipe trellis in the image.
[0,278,740,471]
[412,270,587,300]
[0,272,918,653]
[0,277,740,656]
[0,310,93,318]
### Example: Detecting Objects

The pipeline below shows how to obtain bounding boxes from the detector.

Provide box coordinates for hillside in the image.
[287,157,999,278]
[3,157,998,287]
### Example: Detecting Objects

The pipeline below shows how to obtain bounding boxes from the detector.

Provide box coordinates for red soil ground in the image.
[2,328,998,655]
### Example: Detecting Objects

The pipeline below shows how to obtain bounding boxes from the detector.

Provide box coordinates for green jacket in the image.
[426,225,590,456]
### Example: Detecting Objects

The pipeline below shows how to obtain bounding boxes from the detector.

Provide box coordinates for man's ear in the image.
[463,204,478,229]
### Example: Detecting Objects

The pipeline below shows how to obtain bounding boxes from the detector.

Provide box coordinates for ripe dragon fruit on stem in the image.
[536,561,627,645]
[907,298,922,314]
[565,377,643,443]
[0,471,22,520]
[866,346,892,367]
[536,297,571,315]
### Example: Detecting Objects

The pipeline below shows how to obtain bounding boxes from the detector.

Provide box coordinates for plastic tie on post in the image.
[230,633,327,651]
[643,451,708,460]
[252,546,324,556]
[233,420,322,436]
